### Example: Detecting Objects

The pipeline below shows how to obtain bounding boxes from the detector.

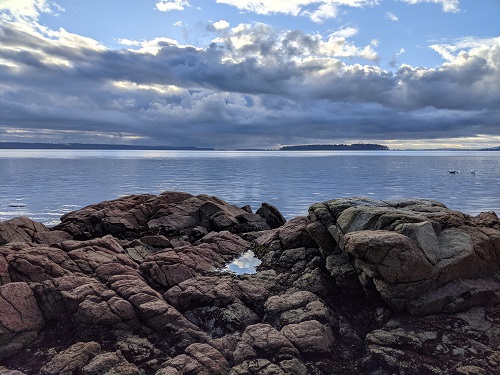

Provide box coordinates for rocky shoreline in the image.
[0,192,499,374]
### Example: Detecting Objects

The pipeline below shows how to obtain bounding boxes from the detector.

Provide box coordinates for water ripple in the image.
[1,150,499,225]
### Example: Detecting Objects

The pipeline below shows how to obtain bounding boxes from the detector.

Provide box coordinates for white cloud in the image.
[0,0,62,19]
[213,20,230,30]
[303,4,339,23]
[386,11,399,21]
[155,0,191,12]
[216,1,379,22]
[401,0,460,13]
[173,21,184,27]
[330,26,358,38]
[118,38,141,46]
[430,37,500,65]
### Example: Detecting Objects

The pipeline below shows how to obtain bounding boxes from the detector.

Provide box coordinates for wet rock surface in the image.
[0,193,498,374]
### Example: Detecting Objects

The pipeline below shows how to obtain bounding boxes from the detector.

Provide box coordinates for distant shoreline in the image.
[0,142,498,151]
[0,142,215,151]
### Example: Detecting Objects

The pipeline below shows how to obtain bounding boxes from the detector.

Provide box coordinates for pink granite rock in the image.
[0,282,44,360]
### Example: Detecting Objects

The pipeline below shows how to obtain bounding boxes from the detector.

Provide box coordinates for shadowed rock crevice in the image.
[0,192,498,374]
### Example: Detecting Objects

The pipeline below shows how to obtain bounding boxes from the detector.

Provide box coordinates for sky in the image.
[0,0,499,149]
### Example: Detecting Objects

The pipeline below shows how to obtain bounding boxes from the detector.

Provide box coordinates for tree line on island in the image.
[280,143,389,151]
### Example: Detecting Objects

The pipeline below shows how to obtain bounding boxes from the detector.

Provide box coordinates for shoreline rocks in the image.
[308,197,500,314]
[0,192,498,374]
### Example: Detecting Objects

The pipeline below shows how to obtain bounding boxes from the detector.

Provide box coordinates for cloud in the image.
[386,11,399,21]
[118,38,142,46]
[155,0,191,12]
[0,0,63,19]
[302,4,339,23]
[400,0,460,13]
[389,47,405,67]
[0,16,499,148]
[330,26,358,38]
[220,23,377,63]
[213,20,230,30]
[216,1,379,22]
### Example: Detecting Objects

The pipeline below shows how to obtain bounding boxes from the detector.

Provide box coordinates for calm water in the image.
[1,150,499,226]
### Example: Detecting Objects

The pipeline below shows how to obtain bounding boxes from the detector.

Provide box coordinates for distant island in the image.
[280,143,389,151]
[0,142,215,151]
[2,142,497,152]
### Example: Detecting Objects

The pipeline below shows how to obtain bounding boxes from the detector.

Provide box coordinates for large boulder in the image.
[308,197,500,314]
[55,192,270,240]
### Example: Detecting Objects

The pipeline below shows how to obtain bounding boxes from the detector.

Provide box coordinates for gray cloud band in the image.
[0,17,498,148]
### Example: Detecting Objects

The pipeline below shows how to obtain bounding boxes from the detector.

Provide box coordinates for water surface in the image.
[1,150,499,226]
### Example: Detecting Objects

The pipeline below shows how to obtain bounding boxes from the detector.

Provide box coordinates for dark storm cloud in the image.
[0,19,499,148]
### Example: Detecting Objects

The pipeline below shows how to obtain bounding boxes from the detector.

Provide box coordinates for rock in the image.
[142,231,251,289]
[115,333,161,364]
[139,235,173,249]
[0,282,44,360]
[2,244,82,283]
[40,341,101,375]
[33,230,73,245]
[407,277,500,315]
[281,320,334,355]
[229,359,286,375]
[325,253,363,294]
[308,197,500,314]
[165,276,241,310]
[0,254,10,285]
[0,367,27,375]
[278,359,308,375]
[159,343,229,374]
[363,306,500,374]
[188,226,208,241]
[344,230,435,308]
[264,291,319,316]
[264,291,330,329]
[240,205,253,214]
[101,272,204,339]
[0,217,52,245]
[184,302,261,338]
[256,203,286,229]
[233,324,299,364]
[1,193,499,375]
[81,350,140,375]
[256,217,316,253]
[164,275,271,337]
[55,192,270,240]
[32,275,138,326]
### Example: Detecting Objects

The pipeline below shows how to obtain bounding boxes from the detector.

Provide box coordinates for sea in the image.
[1,150,500,227]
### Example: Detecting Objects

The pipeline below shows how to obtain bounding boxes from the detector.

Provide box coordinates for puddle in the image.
[220,250,261,275]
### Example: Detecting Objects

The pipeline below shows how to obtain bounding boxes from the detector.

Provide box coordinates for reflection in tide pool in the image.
[221,251,261,275]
